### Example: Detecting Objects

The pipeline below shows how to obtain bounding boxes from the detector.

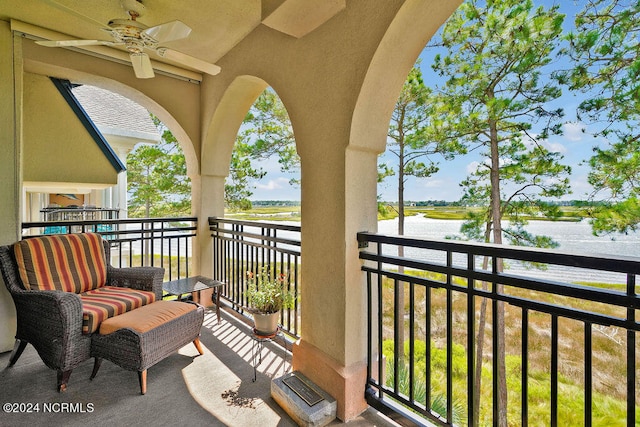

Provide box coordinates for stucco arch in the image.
[21,49,200,179]
[202,75,271,178]
[68,76,199,178]
[350,0,462,154]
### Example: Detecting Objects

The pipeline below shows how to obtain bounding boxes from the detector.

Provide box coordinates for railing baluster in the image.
[366,270,373,387]
[585,322,592,427]
[467,253,475,427]
[446,250,453,424]
[393,278,400,394]
[493,295,499,427]
[627,273,636,427]
[522,308,529,427]
[409,281,415,404]
[377,241,384,398]
[492,255,499,427]
[551,315,558,427]
[426,280,432,411]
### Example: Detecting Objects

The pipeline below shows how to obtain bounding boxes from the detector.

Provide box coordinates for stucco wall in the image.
[22,72,118,186]
[0,0,461,418]
[0,21,19,352]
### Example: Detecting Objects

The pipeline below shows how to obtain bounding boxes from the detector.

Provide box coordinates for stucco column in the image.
[190,173,226,279]
[114,146,130,219]
[0,21,21,352]
[293,136,379,420]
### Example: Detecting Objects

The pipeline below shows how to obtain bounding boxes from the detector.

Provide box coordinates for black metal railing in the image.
[357,232,639,427]
[209,217,301,338]
[40,206,120,222]
[22,217,197,282]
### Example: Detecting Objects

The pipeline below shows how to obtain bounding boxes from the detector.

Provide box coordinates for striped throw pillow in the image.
[14,233,107,293]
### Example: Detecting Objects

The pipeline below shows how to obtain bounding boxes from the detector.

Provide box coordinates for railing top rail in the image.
[40,207,120,212]
[210,227,301,248]
[357,231,640,275]
[23,217,198,228]
[209,216,301,233]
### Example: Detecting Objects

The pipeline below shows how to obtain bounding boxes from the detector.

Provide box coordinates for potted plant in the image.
[245,266,296,335]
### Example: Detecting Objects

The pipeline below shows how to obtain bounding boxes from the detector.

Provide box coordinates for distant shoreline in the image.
[234,203,588,222]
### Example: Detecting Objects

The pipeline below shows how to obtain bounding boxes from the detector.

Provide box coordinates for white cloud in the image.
[255,177,290,191]
[563,122,586,142]
[466,161,481,174]
[545,141,567,154]
[422,179,445,188]
[522,131,567,154]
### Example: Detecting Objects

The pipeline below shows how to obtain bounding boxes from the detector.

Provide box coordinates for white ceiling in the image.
[1,0,263,73]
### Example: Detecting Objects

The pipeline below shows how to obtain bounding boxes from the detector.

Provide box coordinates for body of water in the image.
[377,215,640,258]
[377,215,640,284]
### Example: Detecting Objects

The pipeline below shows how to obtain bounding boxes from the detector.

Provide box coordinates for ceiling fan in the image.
[36,0,221,79]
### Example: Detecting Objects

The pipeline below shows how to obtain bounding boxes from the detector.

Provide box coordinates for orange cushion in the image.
[98,300,197,335]
[80,286,156,334]
[14,233,107,293]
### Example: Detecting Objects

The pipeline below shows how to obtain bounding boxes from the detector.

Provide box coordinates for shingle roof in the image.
[72,85,160,142]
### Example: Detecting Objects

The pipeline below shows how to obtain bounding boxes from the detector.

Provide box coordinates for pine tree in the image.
[425,1,568,424]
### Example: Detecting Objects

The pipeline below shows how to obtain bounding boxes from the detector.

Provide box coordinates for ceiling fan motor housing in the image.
[121,0,147,18]
[106,19,153,52]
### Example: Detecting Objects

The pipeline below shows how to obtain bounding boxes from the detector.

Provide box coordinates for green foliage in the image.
[382,63,463,232]
[427,0,570,248]
[424,7,571,422]
[377,201,397,220]
[226,142,266,211]
[227,89,298,210]
[382,339,466,425]
[244,266,296,314]
[127,116,191,218]
[556,0,640,234]
[587,197,640,235]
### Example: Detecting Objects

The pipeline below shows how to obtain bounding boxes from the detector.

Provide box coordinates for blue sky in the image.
[250,1,605,202]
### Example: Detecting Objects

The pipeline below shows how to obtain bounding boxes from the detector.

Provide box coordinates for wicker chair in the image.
[0,238,164,392]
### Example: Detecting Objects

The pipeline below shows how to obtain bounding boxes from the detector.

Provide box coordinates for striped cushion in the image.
[14,233,107,293]
[80,286,156,334]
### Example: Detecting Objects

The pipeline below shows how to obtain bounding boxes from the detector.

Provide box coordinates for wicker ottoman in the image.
[89,300,205,394]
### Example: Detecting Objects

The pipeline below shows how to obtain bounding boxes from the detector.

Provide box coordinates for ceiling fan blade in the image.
[142,20,191,44]
[36,39,114,47]
[130,52,154,79]
[156,48,221,76]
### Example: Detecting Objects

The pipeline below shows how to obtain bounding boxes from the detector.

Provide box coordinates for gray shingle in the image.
[72,85,160,140]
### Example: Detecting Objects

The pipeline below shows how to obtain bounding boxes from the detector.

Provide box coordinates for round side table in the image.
[251,327,288,382]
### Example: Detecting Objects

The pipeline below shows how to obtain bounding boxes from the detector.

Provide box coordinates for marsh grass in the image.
[225,206,301,221]
[378,271,639,426]
[221,204,588,222]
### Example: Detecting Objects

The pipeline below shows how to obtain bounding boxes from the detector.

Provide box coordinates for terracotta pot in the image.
[253,312,279,335]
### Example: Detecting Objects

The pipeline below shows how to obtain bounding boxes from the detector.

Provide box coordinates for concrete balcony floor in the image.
[0,307,399,427]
